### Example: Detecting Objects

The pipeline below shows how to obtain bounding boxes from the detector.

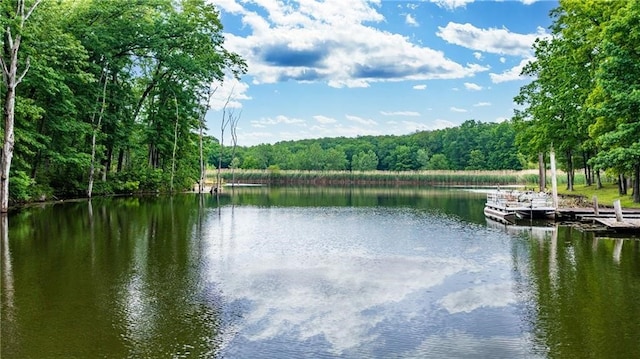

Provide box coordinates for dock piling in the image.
[614,200,624,222]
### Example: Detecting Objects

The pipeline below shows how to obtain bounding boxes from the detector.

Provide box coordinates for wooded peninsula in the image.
[1,0,639,212]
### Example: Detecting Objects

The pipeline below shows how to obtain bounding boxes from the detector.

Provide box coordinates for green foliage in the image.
[12,0,640,204]
[514,0,639,200]
[138,168,166,192]
[5,0,245,203]
[425,154,449,170]
[466,150,486,170]
[351,150,378,171]
[8,170,35,203]
[267,165,281,173]
[236,120,526,173]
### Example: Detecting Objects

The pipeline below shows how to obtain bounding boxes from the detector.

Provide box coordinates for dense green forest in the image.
[1,0,245,210]
[223,120,522,172]
[2,0,639,209]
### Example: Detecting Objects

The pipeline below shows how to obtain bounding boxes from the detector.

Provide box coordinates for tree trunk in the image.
[633,163,640,203]
[582,152,591,186]
[101,146,111,182]
[198,85,215,193]
[566,150,574,191]
[618,173,626,195]
[88,70,108,198]
[230,110,241,193]
[1,0,42,212]
[216,92,233,196]
[170,95,179,193]
[596,169,602,189]
[1,73,17,212]
[538,152,546,192]
[198,124,205,193]
[117,148,125,173]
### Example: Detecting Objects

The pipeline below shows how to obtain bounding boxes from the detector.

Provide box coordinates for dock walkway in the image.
[557,208,640,233]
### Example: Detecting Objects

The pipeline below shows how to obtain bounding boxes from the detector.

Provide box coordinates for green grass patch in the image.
[557,184,639,208]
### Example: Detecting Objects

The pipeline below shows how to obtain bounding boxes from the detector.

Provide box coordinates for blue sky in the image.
[206,0,558,146]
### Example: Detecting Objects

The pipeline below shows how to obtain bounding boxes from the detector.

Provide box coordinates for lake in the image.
[1,187,639,358]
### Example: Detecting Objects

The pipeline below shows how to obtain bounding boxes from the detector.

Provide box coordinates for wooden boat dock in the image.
[556,207,640,233]
[484,190,640,233]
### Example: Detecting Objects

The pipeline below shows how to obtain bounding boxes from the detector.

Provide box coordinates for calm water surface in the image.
[1,187,639,358]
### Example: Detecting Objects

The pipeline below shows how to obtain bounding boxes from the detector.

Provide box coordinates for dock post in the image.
[550,148,558,209]
[613,199,624,222]
[593,196,599,216]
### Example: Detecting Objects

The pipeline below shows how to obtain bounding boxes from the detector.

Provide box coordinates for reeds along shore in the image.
[212,169,576,187]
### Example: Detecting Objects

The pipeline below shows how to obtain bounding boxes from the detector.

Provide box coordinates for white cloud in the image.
[499,57,506,63]
[401,119,456,132]
[521,0,539,5]
[413,84,427,90]
[450,107,468,113]
[210,0,245,14]
[473,102,491,107]
[490,58,533,83]
[464,82,483,91]
[430,0,475,10]
[380,111,421,117]
[433,119,457,130]
[214,1,488,88]
[251,115,306,127]
[346,114,378,126]
[313,115,337,124]
[473,52,483,60]
[437,22,548,57]
[405,14,419,27]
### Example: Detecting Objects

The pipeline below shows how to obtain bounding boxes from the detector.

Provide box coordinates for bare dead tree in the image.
[88,67,109,198]
[0,0,42,213]
[230,109,242,192]
[197,85,217,193]
[216,89,234,196]
[170,93,179,193]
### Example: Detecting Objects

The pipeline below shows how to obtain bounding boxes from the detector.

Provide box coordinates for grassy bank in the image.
[557,184,639,208]
[212,169,540,187]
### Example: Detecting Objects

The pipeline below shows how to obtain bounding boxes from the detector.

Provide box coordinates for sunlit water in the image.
[1,187,639,358]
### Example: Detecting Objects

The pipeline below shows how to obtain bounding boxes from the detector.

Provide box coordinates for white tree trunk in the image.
[1,76,17,213]
[0,0,41,212]
[88,70,108,198]
[170,96,179,193]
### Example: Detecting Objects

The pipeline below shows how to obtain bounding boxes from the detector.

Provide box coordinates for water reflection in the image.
[504,224,640,359]
[1,215,15,341]
[203,205,537,358]
[1,188,639,358]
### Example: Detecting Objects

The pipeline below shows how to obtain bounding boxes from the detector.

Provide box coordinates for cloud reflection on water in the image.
[204,206,527,357]
[440,282,517,314]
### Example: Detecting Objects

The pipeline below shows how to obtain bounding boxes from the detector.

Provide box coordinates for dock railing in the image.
[487,191,554,209]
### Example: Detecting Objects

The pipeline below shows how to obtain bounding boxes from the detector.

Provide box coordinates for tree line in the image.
[1,0,245,211]
[228,120,522,173]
